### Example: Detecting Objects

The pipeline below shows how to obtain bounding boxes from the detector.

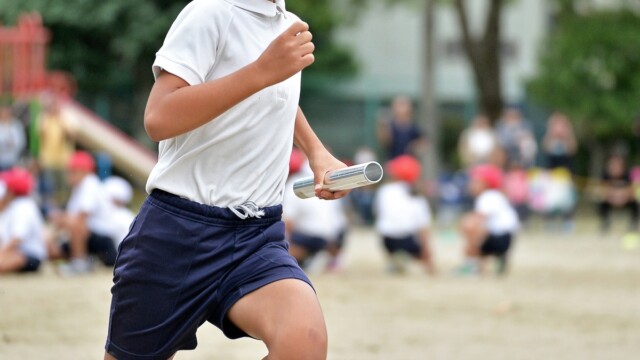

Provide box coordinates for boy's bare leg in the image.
[67,215,89,259]
[228,278,328,360]
[460,213,486,258]
[287,243,309,265]
[418,229,435,275]
[0,250,27,273]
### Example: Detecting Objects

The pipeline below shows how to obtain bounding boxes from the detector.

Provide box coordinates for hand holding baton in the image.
[293,161,384,199]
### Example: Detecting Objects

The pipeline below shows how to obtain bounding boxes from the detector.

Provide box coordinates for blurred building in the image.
[302,0,552,159]
[332,0,549,104]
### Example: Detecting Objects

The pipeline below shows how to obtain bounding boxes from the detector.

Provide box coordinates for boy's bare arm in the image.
[144,21,315,142]
[293,107,349,200]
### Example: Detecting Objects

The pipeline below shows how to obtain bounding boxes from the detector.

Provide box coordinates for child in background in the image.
[374,155,435,275]
[47,151,117,275]
[598,155,639,234]
[458,164,519,275]
[0,168,46,274]
[103,176,136,247]
[283,148,349,272]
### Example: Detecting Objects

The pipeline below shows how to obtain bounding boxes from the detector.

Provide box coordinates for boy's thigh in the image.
[226,278,325,343]
[213,239,316,339]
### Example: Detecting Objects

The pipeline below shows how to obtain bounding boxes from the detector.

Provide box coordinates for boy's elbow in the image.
[144,112,167,142]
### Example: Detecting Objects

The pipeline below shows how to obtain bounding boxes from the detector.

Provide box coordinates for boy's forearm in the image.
[144,63,268,142]
[293,107,326,160]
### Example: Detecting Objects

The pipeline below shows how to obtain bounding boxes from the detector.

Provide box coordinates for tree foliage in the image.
[0,0,359,96]
[528,8,640,140]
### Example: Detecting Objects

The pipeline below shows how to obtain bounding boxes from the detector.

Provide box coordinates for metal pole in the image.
[421,0,440,186]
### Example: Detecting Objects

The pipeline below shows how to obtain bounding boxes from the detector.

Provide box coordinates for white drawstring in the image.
[228,201,265,220]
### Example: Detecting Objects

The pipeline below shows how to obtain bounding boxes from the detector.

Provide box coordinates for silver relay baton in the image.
[293,161,384,199]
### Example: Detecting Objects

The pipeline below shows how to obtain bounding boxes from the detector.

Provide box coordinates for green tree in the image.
[0,0,359,135]
[528,8,640,142]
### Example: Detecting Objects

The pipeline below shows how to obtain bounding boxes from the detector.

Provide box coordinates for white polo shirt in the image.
[475,189,519,235]
[374,182,432,238]
[67,174,114,237]
[283,163,347,240]
[0,197,46,260]
[146,0,302,208]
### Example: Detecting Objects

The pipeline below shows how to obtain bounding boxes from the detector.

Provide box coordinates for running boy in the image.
[0,168,46,274]
[458,164,519,275]
[105,1,347,359]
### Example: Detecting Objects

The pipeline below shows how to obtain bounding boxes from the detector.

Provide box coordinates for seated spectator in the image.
[598,155,639,234]
[374,155,435,275]
[458,114,498,168]
[283,149,349,272]
[458,164,519,275]
[47,151,117,275]
[0,168,46,274]
[377,96,428,160]
[103,176,136,247]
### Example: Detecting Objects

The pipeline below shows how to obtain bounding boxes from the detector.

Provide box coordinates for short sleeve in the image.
[153,1,229,85]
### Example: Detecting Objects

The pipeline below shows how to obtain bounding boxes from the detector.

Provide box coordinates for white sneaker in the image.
[58,257,94,276]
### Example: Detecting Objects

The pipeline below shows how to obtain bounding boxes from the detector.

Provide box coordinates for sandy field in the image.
[1,219,639,360]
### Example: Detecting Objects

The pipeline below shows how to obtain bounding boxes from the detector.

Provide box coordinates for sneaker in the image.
[58,257,93,276]
[387,252,409,274]
[454,260,479,276]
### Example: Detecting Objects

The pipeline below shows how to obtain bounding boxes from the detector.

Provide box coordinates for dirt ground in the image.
[1,219,639,360]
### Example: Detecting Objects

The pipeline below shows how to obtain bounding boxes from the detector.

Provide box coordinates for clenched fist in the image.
[255,21,315,87]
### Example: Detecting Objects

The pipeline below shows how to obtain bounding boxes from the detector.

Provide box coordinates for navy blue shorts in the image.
[480,233,513,256]
[290,231,345,255]
[20,255,41,273]
[61,231,117,266]
[105,190,312,360]
[383,235,421,258]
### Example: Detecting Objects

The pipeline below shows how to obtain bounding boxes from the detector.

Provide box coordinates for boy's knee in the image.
[268,323,327,360]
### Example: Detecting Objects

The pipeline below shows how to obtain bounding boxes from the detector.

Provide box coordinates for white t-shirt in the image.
[374,182,432,238]
[146,0,302,208]
[475,189,520,235]
[0,197,46,260]
[109,206,136,246]
[66,174,114,237]
[283,165,347,240]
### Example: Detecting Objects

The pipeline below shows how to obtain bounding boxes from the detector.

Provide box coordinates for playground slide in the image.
[61,100,157,184]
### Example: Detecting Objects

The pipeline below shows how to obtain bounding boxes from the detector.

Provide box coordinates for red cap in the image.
[470,164,504,189]
[387,155,421,183]
[289,147,305,175]
[0,168,35,196]
[67,151,95,172]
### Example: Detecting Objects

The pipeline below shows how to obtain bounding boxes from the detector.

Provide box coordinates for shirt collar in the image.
[233,0,286,17]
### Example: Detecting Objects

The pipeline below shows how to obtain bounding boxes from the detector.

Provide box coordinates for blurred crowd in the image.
[0,98,135,275]
[283,96,640,277]
[1,95,639,277]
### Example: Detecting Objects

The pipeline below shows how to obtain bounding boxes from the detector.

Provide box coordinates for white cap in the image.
[104,176,133,205]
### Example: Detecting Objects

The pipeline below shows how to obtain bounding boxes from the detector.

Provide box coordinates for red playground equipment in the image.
[0,13,50,97]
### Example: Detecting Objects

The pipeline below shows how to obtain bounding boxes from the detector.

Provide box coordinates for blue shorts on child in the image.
[105,190,312,360]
